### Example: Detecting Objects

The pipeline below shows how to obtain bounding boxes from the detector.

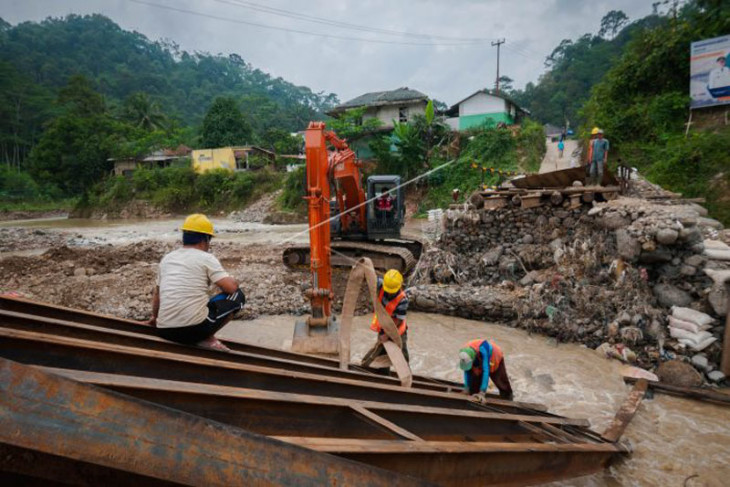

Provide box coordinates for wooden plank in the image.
[601,379,648,443]
[520,194,544,209]
[351,405,423,441]
[270,437,626,454]
[483,196,508,210]
[623,376,730,406]
[720,280,730,376]
[568,194,582,209]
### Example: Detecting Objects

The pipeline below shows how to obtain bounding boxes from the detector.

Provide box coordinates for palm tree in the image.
[123,92,167,131]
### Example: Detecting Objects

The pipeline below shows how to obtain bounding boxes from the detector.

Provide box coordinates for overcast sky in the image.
[2,0,654,105]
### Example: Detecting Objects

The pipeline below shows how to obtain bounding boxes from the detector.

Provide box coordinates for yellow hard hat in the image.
[591,127,600,135]
[181,213,215,236]
[383,269,403,294]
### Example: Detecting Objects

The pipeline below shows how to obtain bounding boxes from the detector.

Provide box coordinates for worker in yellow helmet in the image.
[148,214,245,352]
[368,269,409,374]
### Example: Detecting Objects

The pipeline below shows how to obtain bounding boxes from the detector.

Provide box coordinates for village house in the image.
[111,145,191,177]
[190,146,275,173]
[327,87,429,128]
[444,89,528,131]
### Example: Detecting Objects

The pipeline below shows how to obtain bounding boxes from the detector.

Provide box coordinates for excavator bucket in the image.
[292,316,340,355]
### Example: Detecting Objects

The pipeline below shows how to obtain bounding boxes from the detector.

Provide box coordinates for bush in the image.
[278,166,306,212]
[87,165,283,214]
[0,167,40,200]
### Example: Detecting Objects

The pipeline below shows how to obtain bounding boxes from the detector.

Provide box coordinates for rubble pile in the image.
[410,196,729,381]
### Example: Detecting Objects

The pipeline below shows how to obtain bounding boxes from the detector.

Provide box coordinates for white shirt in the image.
[708,66,730,90]
[156,248,229,328]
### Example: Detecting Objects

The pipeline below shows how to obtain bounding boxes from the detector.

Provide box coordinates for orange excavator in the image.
[286,122,422,354]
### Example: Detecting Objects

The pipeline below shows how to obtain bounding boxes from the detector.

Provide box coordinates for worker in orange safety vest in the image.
[459,339,513,400]
[369,269,409,375]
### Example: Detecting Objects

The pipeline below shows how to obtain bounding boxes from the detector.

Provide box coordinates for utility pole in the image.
[492,38,505,94]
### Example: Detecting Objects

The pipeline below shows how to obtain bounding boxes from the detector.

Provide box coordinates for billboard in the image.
[690,35,730,109]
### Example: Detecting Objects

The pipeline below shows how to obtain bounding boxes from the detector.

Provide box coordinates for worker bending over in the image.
[369,269,409,374]
[459,339,513,400]
[148,214,245,352]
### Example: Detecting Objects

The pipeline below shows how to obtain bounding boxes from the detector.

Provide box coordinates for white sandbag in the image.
[704,249,730,261]
[669,326,712,344]
[671,306,715,327]
[678,336,717,352]
[668,316,711,333]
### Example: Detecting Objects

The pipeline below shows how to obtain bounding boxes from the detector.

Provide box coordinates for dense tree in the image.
[29,75,124,195]
[511,13,663,127]
[599,10,629,39]
[201,97,252,148]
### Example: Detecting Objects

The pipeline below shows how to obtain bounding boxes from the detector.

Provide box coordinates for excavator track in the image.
[283,238,422,274]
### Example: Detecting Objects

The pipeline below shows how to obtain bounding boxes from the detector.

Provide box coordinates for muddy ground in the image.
[0,237,376,321]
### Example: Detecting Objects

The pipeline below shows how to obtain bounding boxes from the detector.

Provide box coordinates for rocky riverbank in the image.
[408,192,729,384]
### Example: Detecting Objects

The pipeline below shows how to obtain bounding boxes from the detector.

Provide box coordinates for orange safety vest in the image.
[464,339,503,375]
[370,288,407,336]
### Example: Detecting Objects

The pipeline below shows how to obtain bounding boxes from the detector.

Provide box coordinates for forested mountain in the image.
[0,14,337,170]
[510,12,663,127]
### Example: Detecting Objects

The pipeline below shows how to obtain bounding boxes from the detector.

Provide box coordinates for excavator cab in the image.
[366,175,404,240]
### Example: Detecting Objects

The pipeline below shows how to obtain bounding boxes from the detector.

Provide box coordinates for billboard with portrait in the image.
[690,35,730,109]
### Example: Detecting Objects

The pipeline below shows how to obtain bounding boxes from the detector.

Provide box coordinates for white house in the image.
[327,87,429,128]
[444,90,527,131]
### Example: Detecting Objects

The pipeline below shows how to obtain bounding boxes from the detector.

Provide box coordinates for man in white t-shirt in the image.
[148,214,244,351]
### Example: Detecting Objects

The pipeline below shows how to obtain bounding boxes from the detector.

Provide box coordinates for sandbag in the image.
[669,326,712,344]
[668,316,711,334]
[671,306,715,327]
[678,336,717,352]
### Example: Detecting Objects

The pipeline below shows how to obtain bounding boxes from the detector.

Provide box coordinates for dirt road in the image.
[540,137,578,173]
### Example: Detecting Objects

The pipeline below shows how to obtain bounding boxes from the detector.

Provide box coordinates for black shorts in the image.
[157,289,245,345]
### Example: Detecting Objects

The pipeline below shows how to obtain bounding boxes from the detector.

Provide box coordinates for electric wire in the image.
[127,0,492,47]
[210,0,499,43]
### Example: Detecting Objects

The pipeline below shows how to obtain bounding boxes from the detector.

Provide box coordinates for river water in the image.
[221,312,730,487]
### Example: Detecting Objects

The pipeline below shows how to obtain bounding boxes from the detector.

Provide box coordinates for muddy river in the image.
[222,312,730,487]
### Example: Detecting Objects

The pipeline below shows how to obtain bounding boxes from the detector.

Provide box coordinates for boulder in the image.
[73,267,87,277]
[656,228,679,245]
[522,234,534,244]
[653,283,693,308]
[639,249,673,264]
[616,229,641,262]
[691,354,709,371]
[707,370,726,383]
[684,254,705,267]
[656,360,704,387]
[601,212,629,230]
[680,265,697,276]
[708,286,727,317]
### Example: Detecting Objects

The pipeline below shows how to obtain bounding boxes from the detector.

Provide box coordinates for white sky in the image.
[1,0,655,105]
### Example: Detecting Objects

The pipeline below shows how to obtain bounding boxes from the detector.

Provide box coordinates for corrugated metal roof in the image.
[332,87,428,111]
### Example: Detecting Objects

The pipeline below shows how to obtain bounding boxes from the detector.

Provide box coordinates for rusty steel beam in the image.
[0,327,548,414]
[0,358,428,487]
[42,368,590,444]
[0,295,462,390]
[271,438,624,487]
[0,309,453,393]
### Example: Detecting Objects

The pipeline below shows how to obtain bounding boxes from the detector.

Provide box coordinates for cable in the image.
[276,157,458,246]
[211,0,498,43]
[127,0,491,47]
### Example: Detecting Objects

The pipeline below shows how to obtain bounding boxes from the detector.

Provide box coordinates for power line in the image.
[210,0,498,43]
[127,0,491,47]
